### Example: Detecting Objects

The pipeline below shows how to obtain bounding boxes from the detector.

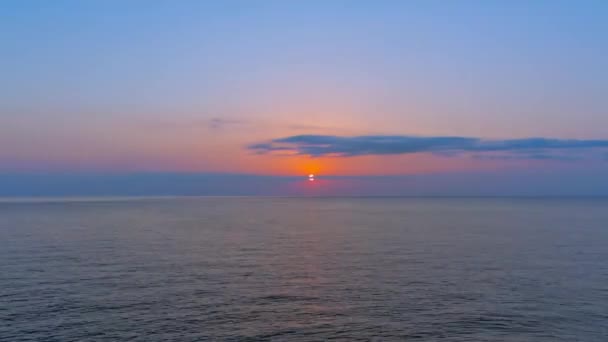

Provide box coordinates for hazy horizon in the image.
[2,169,608,197]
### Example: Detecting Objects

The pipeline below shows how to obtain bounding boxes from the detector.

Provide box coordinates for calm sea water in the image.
[1,197,607,341]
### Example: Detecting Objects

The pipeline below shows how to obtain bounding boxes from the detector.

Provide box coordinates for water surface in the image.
[1,197,607,341]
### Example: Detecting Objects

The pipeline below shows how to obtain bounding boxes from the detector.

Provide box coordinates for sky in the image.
[1,0,608,196]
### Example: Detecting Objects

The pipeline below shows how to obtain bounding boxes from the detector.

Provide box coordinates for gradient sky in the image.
[1,1,608,195]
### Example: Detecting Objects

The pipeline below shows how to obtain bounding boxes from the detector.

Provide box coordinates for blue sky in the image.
[1,1,607,195]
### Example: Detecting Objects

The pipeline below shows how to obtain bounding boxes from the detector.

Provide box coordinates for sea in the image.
[1,197,607,341]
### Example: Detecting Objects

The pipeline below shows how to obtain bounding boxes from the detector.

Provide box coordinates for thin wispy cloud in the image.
[143,117,339,132]
[249,134,608,161]
[207,117,245,130]
[141,116,247,131]
[471,154,582,162]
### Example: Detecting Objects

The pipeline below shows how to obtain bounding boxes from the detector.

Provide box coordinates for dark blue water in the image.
[1,197,607,341]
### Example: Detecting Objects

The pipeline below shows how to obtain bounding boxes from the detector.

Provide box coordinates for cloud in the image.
[207,117,245,130]
[248,134,608,160]
[141,116,246,131]
[287,124,330,130]
[471,153,582,162]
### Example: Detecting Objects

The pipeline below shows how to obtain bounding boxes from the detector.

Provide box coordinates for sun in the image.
[308,174,315,181]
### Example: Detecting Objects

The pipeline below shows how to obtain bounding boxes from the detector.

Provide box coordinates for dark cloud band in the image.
[249,134,608,160]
